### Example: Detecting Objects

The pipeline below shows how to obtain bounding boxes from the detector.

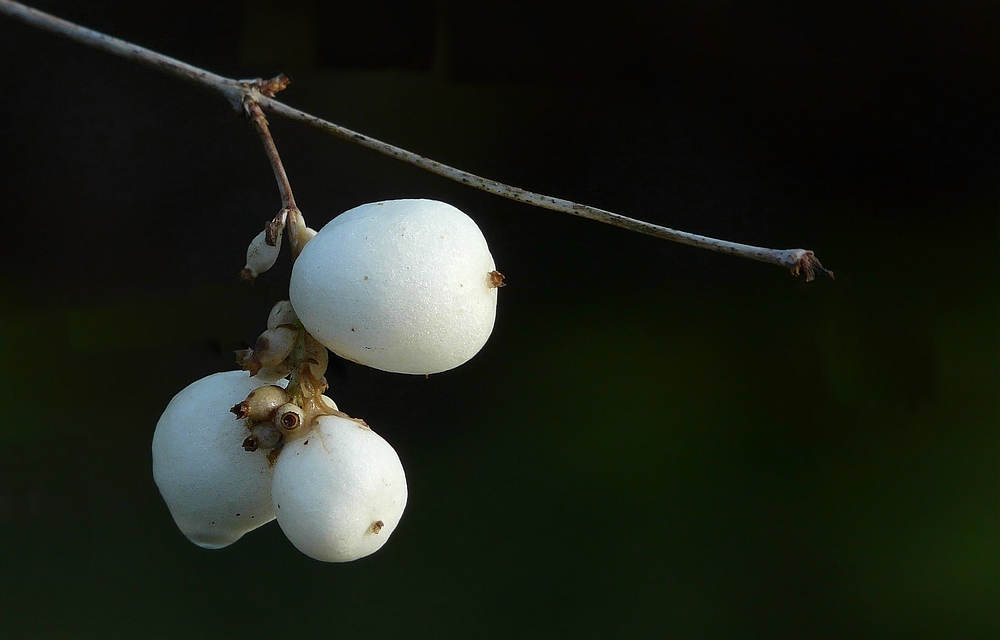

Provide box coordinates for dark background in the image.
[1,1,996,637]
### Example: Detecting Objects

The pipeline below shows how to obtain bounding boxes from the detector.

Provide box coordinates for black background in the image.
[1,1,997,638]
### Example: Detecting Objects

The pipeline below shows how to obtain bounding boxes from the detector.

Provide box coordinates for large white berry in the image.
[272,415,407,562]
[289,199,501,375]
[152,371,283,549]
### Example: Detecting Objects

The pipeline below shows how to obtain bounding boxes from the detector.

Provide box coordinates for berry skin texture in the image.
[271,415,408,562]
[289,199,499,375]
[152,371,284,549]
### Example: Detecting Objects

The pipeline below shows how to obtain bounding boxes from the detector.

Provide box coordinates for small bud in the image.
[274,403,306,435]
[293,212,317,247]
[303,333,329,381]
[299,226,318,244]
[231,385,291,422]
[243,325,299,376]
[319,394,339,412]
[252,326,298,368]
[267,300,298,330]
[242,220,285,282]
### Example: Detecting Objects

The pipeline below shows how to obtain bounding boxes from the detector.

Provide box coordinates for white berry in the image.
[272,415,407,562]
[152,371,283,549]
[241,227,282,282]
[289,199,501,375]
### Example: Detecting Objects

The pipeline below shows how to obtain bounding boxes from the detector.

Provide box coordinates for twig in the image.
[246,101,296,212]
[243,93,305,258]
[0,0,833,281]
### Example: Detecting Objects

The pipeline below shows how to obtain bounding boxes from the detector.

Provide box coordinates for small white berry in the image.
[271,414,407,562]
[241,225,283,283]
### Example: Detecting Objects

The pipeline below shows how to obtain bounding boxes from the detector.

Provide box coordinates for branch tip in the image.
[790,251,834,282]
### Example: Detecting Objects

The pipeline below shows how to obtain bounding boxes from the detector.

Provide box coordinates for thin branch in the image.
[245,101,297,212]
[243,94,303,260]
[0,0,833,281]
[259,95,832,280]
[243,94,305,258]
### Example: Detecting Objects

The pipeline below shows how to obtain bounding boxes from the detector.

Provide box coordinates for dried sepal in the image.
[239,351,263,376]
[488,270,506,288]
[242,434,260,452]
[265,209,288,247]
[235,349,251,367]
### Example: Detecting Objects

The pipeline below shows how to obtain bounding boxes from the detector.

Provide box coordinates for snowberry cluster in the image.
[152,199,503,561]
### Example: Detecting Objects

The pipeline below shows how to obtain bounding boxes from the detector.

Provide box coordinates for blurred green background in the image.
[1,1,996,638]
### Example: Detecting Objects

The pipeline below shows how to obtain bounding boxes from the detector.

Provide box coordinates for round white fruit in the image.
[289,199,499,375]
[152,371,282,549]
[272,415,407,562]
